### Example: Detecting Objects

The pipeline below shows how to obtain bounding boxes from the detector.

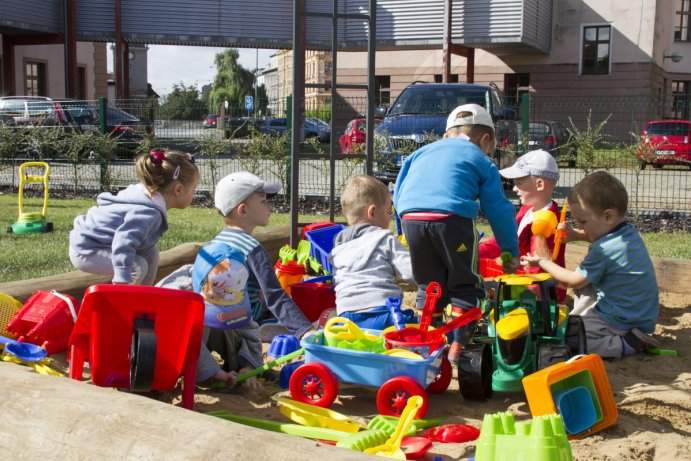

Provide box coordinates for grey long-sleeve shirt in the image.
[330,223,415,315]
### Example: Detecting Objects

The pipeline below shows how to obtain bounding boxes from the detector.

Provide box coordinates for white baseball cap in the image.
[446,103,495,132]
[214,172,281,216]
[499,149,560,181]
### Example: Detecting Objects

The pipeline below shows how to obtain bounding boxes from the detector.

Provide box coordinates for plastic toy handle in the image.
[365,396,423,456]
[235,347,305,384]
[386,297,406,331]
[324,316,369,340]
[419,282,441,333]
[552,202,568,261]
[429,307,483,339]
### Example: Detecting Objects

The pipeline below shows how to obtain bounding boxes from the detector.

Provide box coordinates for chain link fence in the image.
[0,94,688,214]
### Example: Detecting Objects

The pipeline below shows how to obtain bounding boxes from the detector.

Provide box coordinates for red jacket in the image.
[479,201,566,302]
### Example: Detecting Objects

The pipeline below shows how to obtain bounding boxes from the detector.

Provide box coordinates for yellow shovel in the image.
[363,395,423,458]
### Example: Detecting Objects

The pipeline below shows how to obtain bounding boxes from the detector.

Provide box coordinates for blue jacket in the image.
[69,183,168,283]
[394,137,519,256]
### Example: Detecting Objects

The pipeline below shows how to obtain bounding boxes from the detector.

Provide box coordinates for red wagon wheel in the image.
[376,376,428,417]
[289,362,338,408]
[426,354,452,394]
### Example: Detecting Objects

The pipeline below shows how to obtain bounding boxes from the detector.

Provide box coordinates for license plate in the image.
[656,150,674,155]
[396,155,408,166]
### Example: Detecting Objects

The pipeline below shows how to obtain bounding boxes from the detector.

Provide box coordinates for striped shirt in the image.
[212,227,313,338]
[576,222,659,333]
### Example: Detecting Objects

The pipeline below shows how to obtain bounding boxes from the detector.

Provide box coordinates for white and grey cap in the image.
[499,149,560,181]
[214,172,281,216]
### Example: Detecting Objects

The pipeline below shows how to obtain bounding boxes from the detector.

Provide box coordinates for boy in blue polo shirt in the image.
[521,171,660,358]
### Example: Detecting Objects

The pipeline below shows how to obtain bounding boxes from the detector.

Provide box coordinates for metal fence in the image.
[0,94,688,214]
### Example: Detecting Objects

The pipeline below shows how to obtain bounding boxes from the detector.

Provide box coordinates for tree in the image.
[208,49,256,116]
[159,83,206,120]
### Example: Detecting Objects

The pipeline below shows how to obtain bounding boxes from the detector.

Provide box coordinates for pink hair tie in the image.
[150,150,166,165]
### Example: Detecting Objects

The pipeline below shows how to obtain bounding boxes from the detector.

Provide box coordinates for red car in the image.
[339,117,381,153]
[202,114,219,128]
[638,120,691,169]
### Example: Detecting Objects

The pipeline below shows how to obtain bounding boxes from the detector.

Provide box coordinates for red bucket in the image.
[289,276,336,322]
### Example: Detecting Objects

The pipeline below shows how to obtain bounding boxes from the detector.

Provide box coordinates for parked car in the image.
[517,121,575,166]
[203,114,219,128]
[339,117,382,153]
[258,117,288,136]
[373,82,517,183]
[305,117,331,142]
[0,96,97,130]
[225,117,257,138]
[638,120,691,169]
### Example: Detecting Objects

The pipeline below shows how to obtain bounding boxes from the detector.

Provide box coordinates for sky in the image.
[109,45,276,96]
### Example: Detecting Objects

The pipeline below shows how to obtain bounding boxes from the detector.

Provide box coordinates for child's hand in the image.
[213,369,239,389]
[237,365,264,392]
[502,256,521,274]
[558,222,585,243]
[520,252,544,267]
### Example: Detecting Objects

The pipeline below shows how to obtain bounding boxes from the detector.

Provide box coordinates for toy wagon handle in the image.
[419,282,441,333]
[429,307,483,339]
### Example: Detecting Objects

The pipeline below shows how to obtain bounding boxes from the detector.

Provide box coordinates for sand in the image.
[148,291,690,460]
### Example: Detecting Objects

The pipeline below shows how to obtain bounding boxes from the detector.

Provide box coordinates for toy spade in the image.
[363,395,423,458]
[418,282,441,333]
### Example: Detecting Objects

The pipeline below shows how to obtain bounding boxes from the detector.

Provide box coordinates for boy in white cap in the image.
[480,149,567,302]
[157,172,314,389]
[393,103,520,362]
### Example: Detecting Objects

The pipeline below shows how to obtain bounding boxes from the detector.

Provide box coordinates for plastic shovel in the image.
[386,307,483,345]
[0,334,47,362]
[274,397,366,433]
[210,347,305,390]
[418,282,441,333]
[207,411,350,441]
[363,395,423,459]
[552,202,568,261]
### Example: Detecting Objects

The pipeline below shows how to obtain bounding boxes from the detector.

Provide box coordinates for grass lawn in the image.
[0,193,688,283]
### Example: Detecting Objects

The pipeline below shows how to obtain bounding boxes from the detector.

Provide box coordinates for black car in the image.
[373,82,517,183]
[517,121,575,166]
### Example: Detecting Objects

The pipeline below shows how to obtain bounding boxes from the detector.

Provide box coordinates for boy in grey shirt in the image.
[330,175,416,330]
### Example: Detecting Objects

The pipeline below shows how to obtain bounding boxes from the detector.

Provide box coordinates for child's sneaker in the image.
[624,327,660,351]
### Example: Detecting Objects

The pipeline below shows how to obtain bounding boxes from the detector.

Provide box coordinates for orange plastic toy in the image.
[522,354,618,439]
[68,285,205,410]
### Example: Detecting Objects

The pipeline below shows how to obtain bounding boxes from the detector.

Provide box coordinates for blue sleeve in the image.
[478,164,519,257]
[246,245,313,338]
[111,209,162,283]
[576,244,606,286]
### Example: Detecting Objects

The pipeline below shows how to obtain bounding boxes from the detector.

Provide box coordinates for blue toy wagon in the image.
[288,332,452,417]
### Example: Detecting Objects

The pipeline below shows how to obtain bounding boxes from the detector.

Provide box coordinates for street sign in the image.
[245,95,254,111]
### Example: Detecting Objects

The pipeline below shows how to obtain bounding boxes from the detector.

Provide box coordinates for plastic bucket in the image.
[274,261,306,295]
[289,275,336,322]
[553,385,597,434]
[549,369,603,430]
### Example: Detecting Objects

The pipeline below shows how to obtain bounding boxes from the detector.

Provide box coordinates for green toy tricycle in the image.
[7,161,54,234]
[458,273,586,400]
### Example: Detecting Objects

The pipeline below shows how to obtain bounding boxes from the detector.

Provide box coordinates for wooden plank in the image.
[0,363,365,460]
[0,227,291,302]
[565,244,690,295]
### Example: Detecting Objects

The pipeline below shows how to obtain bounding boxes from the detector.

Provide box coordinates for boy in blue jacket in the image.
[393,104,520,362]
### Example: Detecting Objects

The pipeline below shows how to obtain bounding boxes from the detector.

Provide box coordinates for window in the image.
[582,25,611,75]
[504,73,530,110]
[25,61,46,96]
[672,80,691,119]
[676,0,691,41]
[434,74,459,83]
[375,76,390,106]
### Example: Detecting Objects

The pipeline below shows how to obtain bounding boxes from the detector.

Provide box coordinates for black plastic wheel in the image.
[537,343,570,370]
[458,343,493,401]
[6,226,12,234]
[43,222,54,232]
[130,327,157,392]
[564,315,587,356]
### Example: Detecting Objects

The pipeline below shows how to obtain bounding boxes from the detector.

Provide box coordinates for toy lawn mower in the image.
[7,161,53,234]
[458,273,586,400]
